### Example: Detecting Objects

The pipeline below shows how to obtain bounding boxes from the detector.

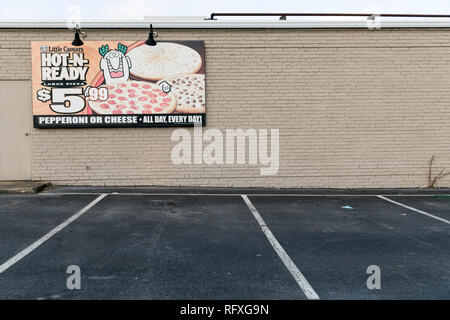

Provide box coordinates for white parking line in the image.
[0,193,108,274]
[241,195,320,300]
[377,195,450,225]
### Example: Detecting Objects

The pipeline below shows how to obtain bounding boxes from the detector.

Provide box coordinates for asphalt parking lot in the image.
[0,188,449,300]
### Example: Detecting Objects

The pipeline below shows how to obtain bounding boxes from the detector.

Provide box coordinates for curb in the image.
[0,182,52,194]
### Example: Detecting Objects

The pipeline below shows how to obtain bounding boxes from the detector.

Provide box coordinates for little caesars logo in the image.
[171,123,279,176]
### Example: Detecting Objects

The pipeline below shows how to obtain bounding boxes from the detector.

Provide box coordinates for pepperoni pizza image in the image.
[89,82,176,114]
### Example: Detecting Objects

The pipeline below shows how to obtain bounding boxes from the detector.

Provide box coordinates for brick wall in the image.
[1,28,449,188]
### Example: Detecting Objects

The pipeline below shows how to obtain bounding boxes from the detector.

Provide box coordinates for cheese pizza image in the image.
[126,42,202,81]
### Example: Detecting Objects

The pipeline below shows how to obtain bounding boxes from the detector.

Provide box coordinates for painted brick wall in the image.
[0,28,449,188]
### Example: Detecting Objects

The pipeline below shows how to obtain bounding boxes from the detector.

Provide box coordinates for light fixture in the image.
[145,24,157,46]
[72,25,86,46]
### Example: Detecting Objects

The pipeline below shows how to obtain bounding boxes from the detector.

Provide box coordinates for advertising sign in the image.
[31,41,205,128]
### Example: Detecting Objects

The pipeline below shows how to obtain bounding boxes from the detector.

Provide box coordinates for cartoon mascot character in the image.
[99,43,132,84]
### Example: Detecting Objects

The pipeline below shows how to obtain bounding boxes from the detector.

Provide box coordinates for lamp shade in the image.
[145,24,157,46]
[72,29,84,46]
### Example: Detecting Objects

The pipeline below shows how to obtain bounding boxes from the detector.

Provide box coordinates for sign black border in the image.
[33,114,206,129]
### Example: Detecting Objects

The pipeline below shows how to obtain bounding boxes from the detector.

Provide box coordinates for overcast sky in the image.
[2,0,450,20]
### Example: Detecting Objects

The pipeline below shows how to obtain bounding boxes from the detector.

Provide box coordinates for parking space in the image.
[0,191,449,300]
[248,195,449,299]
[0,194,98,262]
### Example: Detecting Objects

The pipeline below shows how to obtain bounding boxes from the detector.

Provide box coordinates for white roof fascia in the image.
[2,17,450,29]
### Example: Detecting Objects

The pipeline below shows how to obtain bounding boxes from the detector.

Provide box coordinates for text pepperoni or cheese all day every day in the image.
[37,115,203,125]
